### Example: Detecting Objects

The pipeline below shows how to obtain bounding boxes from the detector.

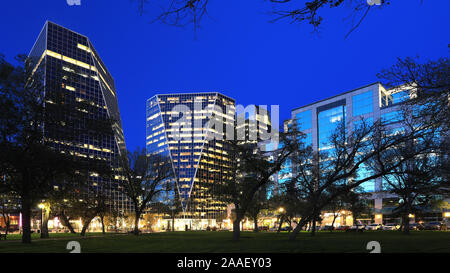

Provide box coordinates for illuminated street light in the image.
[278,207,285,213]
[38,203,45,235]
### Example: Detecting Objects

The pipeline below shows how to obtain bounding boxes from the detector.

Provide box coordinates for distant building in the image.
[236,105,272,146]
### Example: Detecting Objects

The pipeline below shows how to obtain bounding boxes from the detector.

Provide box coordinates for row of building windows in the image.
[284,87,413,194]
[295,89,406,135]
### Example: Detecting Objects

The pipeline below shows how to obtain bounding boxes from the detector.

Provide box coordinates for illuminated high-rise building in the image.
[28,21,129,212]
[146,92,235,229]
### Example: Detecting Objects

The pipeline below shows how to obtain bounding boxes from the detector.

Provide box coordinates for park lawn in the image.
[0,231,448,253]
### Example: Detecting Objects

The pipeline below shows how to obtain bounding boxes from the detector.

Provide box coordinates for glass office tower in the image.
[28,21,129,212]
[146,92,235,229]
[235,105,272,144]
[289,82,412,224]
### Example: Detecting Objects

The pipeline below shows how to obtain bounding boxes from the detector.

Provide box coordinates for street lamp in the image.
[170,205,176,232]
[38,203,45,234]
[278,207,285,213]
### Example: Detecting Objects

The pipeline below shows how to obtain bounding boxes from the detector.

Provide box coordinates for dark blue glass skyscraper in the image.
[29,21,129,212]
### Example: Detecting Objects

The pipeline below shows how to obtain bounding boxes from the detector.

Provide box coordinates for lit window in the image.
[77,43,91,53]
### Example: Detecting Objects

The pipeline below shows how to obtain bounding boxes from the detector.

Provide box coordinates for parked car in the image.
[320,225,334,231]
[259,226,270,231]
[279,226,292,231]
[306,225,320,231]
[346,224,365,232]
[382,223,399,230]
[335,225,350,231]
[366,223,383,231]
[408,223,424,230]
[424,221,442,230]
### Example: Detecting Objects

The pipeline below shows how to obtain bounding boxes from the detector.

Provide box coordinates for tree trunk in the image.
[100,215,105,235]
[253,215,259,232]
[80,224,88,236]
[277,215,283,234]
[330,214,337,233]
[2,214,10,237]
[40,208,50,239]
[311,217,316,237]
[288,216,310,241]
[59,212,76,234]
[21,198,32,244]
[172,213,175,232]
[134,211,141,235]
[80,217,94,236]
[402,213,410,235]
[232,215,241,241]
[5,218,10,237]
[352,211,357,225]
[398,221,404,232]
[41,217,49,238]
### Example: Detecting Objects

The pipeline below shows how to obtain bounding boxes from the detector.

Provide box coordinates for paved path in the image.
[0,233,128,243]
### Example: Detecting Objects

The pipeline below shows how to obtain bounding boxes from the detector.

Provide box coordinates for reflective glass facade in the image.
[289,83,445,222]
[29,21,129,211]
[290,84,402,196]
[381,110,402,124]
[352,90,373,116]
[295,110,312,131]
[146,93,235,220]
[289,83,419,217]
[353,118,374,192]
[303,133,312,148]
[381,89,411,107]
[391,90,410,104]
[318,104,346,151]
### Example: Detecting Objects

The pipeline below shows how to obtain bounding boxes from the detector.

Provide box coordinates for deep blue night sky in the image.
[1,0,449,152]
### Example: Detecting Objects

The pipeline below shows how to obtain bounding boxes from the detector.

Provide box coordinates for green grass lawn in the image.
[0,231,448,253]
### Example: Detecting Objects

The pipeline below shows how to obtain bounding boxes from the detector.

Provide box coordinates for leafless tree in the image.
[377,57,450,132]
[211,129,300,241]
[135,0,395,37]
[375,57,450,234]
[137,0,210,31]
[371,121,444,234]
[286,113,437,241]
[378,56,449,185]
[120,147,173,235]
[268,0,386,37]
